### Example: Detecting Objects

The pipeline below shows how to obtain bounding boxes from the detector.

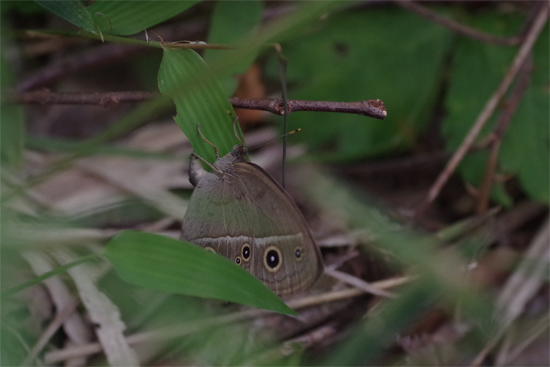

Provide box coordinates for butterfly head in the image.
[230,145,248,162]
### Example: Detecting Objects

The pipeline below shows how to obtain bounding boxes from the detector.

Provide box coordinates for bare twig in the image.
[396,0,524,46]
[477,56,532,214]
[7,90,387,119]
[7,90,155,107]
[230,97,387,120]
[415,5,549,217]
[324,268,395,298]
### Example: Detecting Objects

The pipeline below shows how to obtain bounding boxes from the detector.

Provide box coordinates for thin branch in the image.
[477,56,532,214]
[324,267,396,298]
[415,4,549,218]
[396,0,524,46]
[231,97,387,120]
[8,90,387,119]
[7,90,155,107]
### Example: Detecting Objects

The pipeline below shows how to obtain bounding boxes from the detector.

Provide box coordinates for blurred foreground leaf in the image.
[104,231,298,316]
[299,168,497,364]
[323,283,437,365]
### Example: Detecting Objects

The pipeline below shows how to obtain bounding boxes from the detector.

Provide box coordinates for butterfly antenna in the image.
[191,152,219,173]
[197,123,219,159]
[276,43,289,188]
[249,129,301,152]
[232,117,244,146]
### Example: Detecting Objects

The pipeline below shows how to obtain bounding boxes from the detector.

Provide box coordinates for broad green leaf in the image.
[204,1,263,95]
[35,0,98,33]
[104,231,298,316]
[2,1,43,15]
[500,24,549,203]
[158,48,242,165]
[36,0,199,36]
[444,12,548,204]
[88,1,200,36]
[266,7,451,161]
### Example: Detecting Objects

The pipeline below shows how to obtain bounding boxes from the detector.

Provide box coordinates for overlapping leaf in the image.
[105,231,298,316]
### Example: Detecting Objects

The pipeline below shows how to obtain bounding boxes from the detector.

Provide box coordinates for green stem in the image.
[18,29,235,50]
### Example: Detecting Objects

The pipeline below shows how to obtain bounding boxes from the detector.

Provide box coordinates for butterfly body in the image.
[181,145,324,296]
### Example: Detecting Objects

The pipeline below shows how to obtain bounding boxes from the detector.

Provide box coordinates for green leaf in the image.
[500,24,549,203]
[35,0,199,36]
[158,48,242,165]
[204,1,263,95]
[87,1,200,36]
[444,12,548,204]
[266,7,451,161]
[35,0,98,34]
[104,231,298,316]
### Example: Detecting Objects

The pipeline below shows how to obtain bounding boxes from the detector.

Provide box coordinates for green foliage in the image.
[3,2,548,365]
[269,7,452,161]
[444,14,549,205]
[272,6,548,204]
[324,283,437,365]
[500,25,549,203]
[36,0,200,36]
[87,1,200,36]
[104,231,299,316]
[35,0,97,33]
[204,1,263,95]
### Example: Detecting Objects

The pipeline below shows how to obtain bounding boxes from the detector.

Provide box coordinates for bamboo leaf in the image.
[104,231,298,316]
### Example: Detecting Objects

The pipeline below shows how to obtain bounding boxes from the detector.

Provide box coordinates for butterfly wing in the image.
[182,161,323,296]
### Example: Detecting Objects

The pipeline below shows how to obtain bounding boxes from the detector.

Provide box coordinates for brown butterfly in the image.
[181,127,324,296]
